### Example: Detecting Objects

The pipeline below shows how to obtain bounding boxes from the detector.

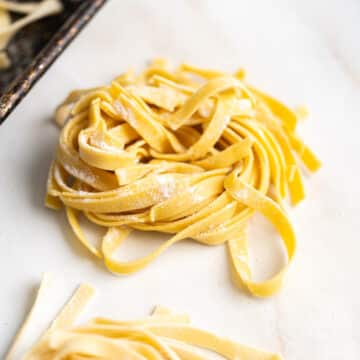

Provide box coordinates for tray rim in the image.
[0,0,107,125]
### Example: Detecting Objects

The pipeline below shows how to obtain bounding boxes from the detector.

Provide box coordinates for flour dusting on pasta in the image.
[46,59,321,297]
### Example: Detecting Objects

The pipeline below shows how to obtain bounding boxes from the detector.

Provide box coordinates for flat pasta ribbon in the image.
[46,59,321,297]
[6,276,285,359]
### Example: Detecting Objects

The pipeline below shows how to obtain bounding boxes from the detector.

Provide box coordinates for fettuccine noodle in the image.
[46,59,321,297]
[6,276,284,360]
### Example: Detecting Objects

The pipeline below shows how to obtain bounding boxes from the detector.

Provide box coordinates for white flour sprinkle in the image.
[155,175,176,200]
[235,188,249,202]
[95,139,123,154]
[77,190,91,195]
[126,108,138,128]
[91,133,123,154]
[113,100,128,119]
[64,163,98,185]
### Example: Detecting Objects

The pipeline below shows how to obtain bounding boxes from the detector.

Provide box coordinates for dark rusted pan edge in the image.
[0,0,107,125]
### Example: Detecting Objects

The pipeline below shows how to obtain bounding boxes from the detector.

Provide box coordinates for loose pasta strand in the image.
[6,277,284,359]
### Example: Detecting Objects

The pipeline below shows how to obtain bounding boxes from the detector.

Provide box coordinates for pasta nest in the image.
[46,60,321,297]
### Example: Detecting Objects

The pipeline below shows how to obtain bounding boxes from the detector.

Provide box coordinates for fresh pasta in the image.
[5,275,284,360]
[46,59,321,297]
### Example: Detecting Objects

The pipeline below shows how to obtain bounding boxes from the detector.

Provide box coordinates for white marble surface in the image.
[1,0,360,358]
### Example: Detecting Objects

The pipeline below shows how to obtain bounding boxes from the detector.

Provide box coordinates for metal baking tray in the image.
[0,0,107,124]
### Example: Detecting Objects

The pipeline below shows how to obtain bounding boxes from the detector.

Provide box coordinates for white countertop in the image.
[1,0,360,358]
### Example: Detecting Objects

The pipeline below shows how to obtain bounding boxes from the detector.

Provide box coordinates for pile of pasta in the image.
[6,275,284,360]
[46,59,321,297]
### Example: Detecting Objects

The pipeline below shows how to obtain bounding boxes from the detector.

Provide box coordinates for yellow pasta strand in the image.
[6,276,284,359]
[46,60,321,297]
